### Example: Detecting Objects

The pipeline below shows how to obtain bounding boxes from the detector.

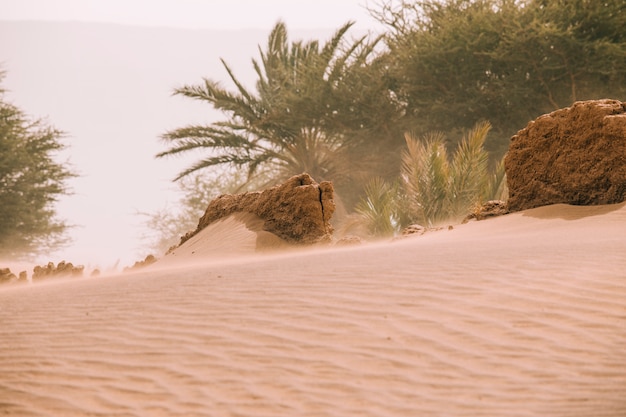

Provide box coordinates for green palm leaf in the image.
[400,121,499,226]
[158,20,381,188]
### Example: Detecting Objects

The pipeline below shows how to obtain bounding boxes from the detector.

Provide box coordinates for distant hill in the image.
[0,21,337,266]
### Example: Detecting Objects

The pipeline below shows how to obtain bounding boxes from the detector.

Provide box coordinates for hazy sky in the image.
[1,0,382,269]
[2,0,379,30]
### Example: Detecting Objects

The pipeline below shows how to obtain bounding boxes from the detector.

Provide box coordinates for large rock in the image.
[178,173,335,248]
[505,99,626,212]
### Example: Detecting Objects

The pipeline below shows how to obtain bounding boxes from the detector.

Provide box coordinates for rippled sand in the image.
[1,203,625,416]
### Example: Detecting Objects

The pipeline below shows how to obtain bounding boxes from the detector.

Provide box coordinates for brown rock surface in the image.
[32,261,84,281]
[399,224,444,238]
[124,254,158,272]
[0,267,18,284]
[334,235,366,246]
[178,173,335,248]
[505,99,626,212]
[462,200,509,223]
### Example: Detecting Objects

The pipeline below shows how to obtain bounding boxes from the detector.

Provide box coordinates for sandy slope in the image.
[1,203,626,416]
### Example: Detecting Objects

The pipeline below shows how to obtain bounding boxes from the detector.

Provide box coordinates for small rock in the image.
[463,200,509,223]
[125,254,158,272]
[335,235,366,246]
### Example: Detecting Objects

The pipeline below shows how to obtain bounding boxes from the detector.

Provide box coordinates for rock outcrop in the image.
[462,200,509,223]
[399,224,445,237]
[32,261,84,281]
[505,99,626,212]
[0,267,27,285]
[124,254,158,272]
[178,173,335,248]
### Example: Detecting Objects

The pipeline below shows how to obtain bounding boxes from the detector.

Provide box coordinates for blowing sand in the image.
[1,203,625,416]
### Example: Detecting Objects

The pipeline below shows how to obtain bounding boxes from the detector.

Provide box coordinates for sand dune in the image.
[1,203,626,416]
[160,213,290,267]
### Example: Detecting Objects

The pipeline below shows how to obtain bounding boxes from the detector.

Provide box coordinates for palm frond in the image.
[401,131,450,226]
[220,58,256,102]
[400,121,500,226]
[174,79,261,123]
[326,35,368,83]
[157,125,265,161]
[172,154,256,181]
[320,21,355,64]
[485,156,508,201]
[449,120,490,215]
[159,19,379,189]
[355,177,400,237]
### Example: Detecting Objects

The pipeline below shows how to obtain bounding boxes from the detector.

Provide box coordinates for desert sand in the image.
[1,203,626,416]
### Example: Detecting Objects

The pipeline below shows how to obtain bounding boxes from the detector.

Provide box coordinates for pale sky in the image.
[1,0,380,30]
[1,0,383,269]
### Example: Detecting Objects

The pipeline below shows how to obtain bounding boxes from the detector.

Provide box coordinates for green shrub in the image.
[356,121,507,236]
[355,177,402,237]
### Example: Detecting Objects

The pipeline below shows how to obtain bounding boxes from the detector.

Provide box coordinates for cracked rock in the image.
[175,173,335,249]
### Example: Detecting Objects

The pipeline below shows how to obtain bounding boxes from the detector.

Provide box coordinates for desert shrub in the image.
[356,121,506,236]
[401,120,505,226]
[355,177,402,237]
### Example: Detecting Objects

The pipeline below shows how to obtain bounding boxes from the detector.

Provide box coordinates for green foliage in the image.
[158,2,624,230]
[400,121,502,227]
[355,177,401,237]
[448,120,491,216]
[0,74,75,259]
[355,121,505,235]
[158,21,402,208]
[373,0,626,155]
[485,157,508,203]
[401,131,450,226]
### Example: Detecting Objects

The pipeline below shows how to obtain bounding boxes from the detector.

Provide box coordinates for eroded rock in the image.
[177,173,335,249]
[32,261,84,281]
[334,235,366,246]
[0,267,19,284]
[505,99,626,212]
[399,224,445,238]
[124,254,158,272]
[462,200,509,223]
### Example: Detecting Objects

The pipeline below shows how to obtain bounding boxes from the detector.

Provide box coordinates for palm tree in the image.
[401,131,451,226]
[158,21,385,190]
[355,177,401,237]
[401,120,503,226]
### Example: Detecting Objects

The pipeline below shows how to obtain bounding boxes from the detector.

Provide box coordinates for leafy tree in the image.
[371,0,626,155]
[497,0,626,110]
[158,21,404,208]
[0,74,75,259]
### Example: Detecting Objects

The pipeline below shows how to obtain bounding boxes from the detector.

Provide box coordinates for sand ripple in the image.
[1,204,626,416]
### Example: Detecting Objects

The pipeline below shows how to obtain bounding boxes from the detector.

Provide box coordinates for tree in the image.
[401,121,501,226]
[158,21,404,208]
[355,177,402,237]
[354,121,506,236]
[496,0,626,110]
[371,0,626,156]
[0,74,75,259]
